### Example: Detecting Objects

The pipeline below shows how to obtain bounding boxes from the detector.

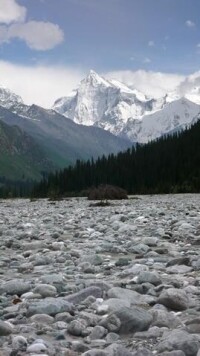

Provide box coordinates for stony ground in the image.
[1,195,200,355]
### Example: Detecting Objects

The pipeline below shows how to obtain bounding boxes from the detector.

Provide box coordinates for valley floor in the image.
[0,195,200,355]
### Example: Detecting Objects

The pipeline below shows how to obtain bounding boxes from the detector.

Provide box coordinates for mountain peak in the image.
[0,86,24,111]
[83,70,110,87]
[88,69,99,78]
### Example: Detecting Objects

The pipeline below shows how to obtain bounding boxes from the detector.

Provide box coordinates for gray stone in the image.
[65,286,102,305]
[115,258,131,267]
[100,313,121,332]
[27,297,74,316]
[134,326,163,339]
[143,237,158,247]
[12,336,27,351]
[130,243,150,254]
[71,340,90,353]
[110,306,153,334]
[0,321,13,336]
[166,257,191,267]
[67,320,87,336]
[40,273,64,284]
[106,332,120,343]
[97,298,131,315]
[106,343,134,355]
[80,254,103,266]
[158,330,199,356]
[26,342,47,353]
[89,326,107,340]
[166,265,193,274]
[107,287,146,306]
[30,313,54,324]
[85,281,111,292]
[132,348,154,356]
[79,311,100,326]
[158,288,189,311]
[0,279,31,296]
[32,284,57,297]
[137,271,162,286]
[151,309,181,328]
[160,352,186,356]
[82,350,108,356]
[55,312,74,323]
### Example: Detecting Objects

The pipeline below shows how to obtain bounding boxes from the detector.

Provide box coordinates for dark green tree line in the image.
[32,120,200,197]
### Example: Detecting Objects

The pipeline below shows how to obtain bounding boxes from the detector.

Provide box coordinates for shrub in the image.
[87,184,128,201]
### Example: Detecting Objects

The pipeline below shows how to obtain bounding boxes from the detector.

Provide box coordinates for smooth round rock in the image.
[12,335,27,351]
[33,284,57,298]
[0,321,13,336]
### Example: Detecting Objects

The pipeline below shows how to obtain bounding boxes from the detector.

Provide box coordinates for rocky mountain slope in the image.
[53,71,200,143]
[0,88,131,178]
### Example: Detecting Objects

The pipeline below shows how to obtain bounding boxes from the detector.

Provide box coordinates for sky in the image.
[0,0,200,107]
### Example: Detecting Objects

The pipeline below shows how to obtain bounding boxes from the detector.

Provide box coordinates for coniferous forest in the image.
[31,120,200,198]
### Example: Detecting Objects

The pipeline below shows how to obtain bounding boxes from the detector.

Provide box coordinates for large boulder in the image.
[0,321,13,336]
[26,297,74,316]
[106,305,152,334]
[158,288,189,311]
[0,279,31,296]
[65,286,102,305]
[157,330,199,356]
[137,271,162,286]
[107,287,146,306]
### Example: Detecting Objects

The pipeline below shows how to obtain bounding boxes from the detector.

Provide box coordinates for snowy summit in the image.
[53,71,200,143]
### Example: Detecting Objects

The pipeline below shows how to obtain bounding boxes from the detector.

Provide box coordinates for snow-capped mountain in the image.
[121,98,200,143]
[53,70,200,143]
[53,70,165,137]
[1,71,200,149]
[0,85,132,174]
[0,87,23,111]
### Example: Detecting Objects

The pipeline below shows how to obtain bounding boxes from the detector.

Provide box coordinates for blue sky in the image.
[0,0,200,106]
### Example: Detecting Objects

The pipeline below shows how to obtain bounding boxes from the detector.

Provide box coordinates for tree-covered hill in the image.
[0,119,54,181]
[32,119,200,197]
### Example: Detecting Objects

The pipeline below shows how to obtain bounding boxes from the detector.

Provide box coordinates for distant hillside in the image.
[0,119,54,180]
[33,120,200,197]
[0,102,132,172]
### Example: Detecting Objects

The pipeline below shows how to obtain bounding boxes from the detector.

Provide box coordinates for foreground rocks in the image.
[1,195,200,355]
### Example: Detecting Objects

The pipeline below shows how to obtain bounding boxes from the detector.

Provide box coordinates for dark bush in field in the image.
[87,184,128,200]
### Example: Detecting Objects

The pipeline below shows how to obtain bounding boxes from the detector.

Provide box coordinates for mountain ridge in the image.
[0,95,132,179]
[52,70,200,143]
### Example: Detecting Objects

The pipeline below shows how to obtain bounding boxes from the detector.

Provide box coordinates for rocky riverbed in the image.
[1,195,200,355]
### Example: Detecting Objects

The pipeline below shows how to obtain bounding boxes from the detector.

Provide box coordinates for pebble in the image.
[0,195,200,355]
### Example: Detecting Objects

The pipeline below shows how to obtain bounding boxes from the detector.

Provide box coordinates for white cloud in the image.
[0,61,187,108]
[186,20,195,28]
[105,70,185,98]
[0,21,64,50]
[0,0,64,50]
[177,71,200,95]
[0,61,85,107]
[148,40,155,47]
[0,0,26,24]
